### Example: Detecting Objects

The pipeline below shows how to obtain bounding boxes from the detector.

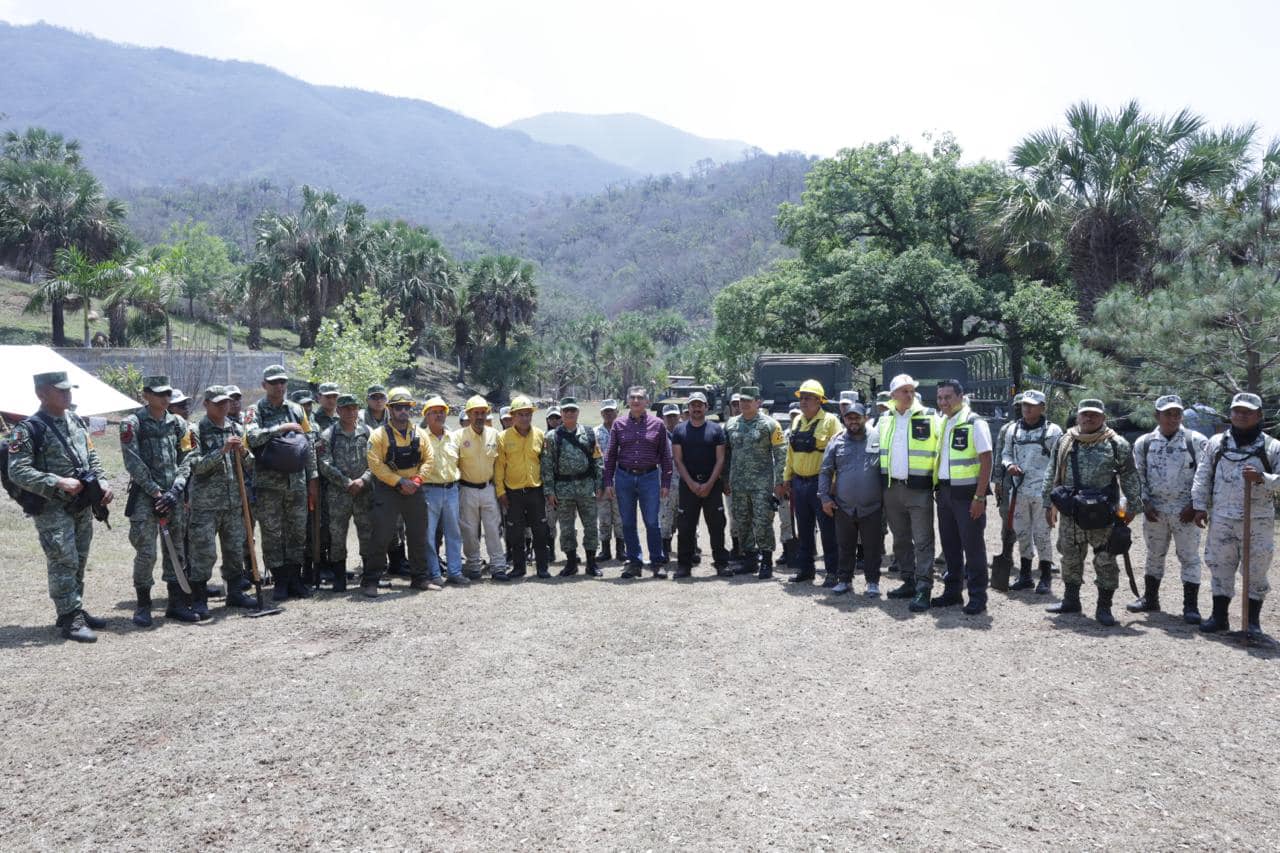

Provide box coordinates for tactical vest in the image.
[383,426,422,471]
[878,405,940,489]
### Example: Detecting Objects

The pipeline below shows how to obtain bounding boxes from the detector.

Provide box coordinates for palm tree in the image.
[576,311,608,396]
[24,247,121,347]
[109,246,184,349]
[466,255,537,402]
[991,101,1255,317]
[375,222,455,353]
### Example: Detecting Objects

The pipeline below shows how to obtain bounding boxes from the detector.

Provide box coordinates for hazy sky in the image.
[3,0,1276,163]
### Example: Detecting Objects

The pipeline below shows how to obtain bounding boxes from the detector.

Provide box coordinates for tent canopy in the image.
[0,345,139,418]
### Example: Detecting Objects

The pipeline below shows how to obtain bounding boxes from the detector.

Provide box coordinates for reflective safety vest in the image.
[878,403,940,489]
[940,407,981,494]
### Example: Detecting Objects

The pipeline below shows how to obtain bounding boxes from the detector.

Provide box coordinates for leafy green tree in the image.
[466,255,537,402]
[163,221,238,318]
[24,247,121,347]
[109,245,184,348]
[300,289,412,398]
[374,221,455,353]
[600,326,658,397]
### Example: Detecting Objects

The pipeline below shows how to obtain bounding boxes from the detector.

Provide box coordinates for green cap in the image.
[317,382,340,396]
[1077,399,1106,415]
[336,393,359,408]
[558,396,580,410]
[290,389,314,405]
[738,386,760,400]
[366,384,387,398]
[224,384,242,397]
[33,371,76,390]
[142,375,172,393]
[169,388,188,405]
[262,364,289,382]
[203,385,230,403]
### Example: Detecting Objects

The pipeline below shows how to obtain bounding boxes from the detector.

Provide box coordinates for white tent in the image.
[0,345,139,418]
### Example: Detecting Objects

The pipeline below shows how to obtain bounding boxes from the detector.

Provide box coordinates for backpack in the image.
[1,416,51,515]
[553,427,598,480]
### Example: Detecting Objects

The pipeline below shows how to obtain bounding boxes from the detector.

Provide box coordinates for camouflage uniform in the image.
[7,409,108,619]
[1041,430,1143,591]
[778,417,797,548]
[660,429,679,541]
[542,423,602,558]
[120,406,194,588]
[594,421,622,551]
[724,412,786,552]
[318,420,375,570]
[244,397,318,573]
[187,414,250,586]
[1002,418,1062,562]
[1134,426,1207,583]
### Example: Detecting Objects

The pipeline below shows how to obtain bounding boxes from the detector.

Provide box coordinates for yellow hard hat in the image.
[508,395,535,413]
[423,395,449,413]
[796,379,826,400]
[464,394,490,413]
[387,387,416,405]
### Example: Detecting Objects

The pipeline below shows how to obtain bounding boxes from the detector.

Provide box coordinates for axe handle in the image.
[1243,479,1253,632]
[233,451,263,585]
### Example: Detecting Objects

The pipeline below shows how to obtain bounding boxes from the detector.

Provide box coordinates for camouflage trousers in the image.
[660,487,677,539]
[552,479,599,557]
[129,501,187,588]
[1012,495,1053,561]
[1205,514,1273,600]
[188,505,246,584]
[730,484,776,552]
[35,504,93,617]
[597,492,621,542]
[1142,513,1202,584]
[1057,517,1118,591]
[545,500,559,552]
[326,487,373,565]
[779,493,795,544]
[257,487,307,570]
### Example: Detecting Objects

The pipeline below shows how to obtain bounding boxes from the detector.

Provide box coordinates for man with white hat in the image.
[877,374,943,612]
[594,399,624,561]
[455,395,506,580]
[1191,392,1280,636]
[1129,394,1208,621]
[1001,390,1062,594]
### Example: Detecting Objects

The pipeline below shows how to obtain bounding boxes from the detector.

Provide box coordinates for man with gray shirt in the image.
[820,402,884,596]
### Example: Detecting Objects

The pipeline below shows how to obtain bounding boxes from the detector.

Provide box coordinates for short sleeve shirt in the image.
[671,420,725,479]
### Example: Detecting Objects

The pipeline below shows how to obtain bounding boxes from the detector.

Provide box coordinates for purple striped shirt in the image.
[604,411,672,489]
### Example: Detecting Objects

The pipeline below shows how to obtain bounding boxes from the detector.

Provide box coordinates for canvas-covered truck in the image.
[881,345,1016,425]
[653,375,725,419]
[753,354,853,417]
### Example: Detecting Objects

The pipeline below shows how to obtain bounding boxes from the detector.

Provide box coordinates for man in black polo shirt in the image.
[671,392,730,578]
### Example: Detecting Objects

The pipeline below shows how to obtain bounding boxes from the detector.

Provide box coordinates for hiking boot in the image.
[58,610,97,643]
[662,538,672,562]
[673,565,692,579]
[1009,559,1035,591]
[962,599,987,615]
[508,566,528,579]
[410,576,441,591]
[865,582,881,598]
[1035,561,1053,595]
[615,538,626,562]
[757,552,773,580]
[361,580,380,598]
[164,583,200,623]
[1095,588,1117,627]
[931,589,964,608]
[285,564,313,599]
[559,555,580,577]
[1200,595,1230,633]
[820,573,840,589]
[714,562,733,577]
[651,563,668,579]
[621,561,643,579]
[132,586,153,628]
[597,541,612,562]
[79,609,107,630]
[191,581,212,621]
[1182,582,1201,625]
[225,585,261,610]
[586,555,603,577]
[1047,582,1082,614]
[1126,575,1160,613]
[272,567,289,602]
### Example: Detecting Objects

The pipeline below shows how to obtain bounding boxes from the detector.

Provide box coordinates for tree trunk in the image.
[165,314,173,350]
[82,302,91,348]
[51,298,66,347]
[1247,347,1262,394]
[247,313,262,350]
[108,303,128,346]
[1008,331,1025,391]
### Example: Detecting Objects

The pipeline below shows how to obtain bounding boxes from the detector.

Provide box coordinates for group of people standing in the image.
[6,365,1278,645]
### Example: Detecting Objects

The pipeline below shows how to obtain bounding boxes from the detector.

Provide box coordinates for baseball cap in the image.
[599,399,619,412]
[1231,392,1263,411]
[888,374,916,393]
[559,397,580,411]
[203,385,230,403]
[843,402,868,417]
[730,393,741,403]
[1077,399,1106,415]
[546,406,562,419]
[142,375,172,394]
[1154,394,1185,412]
[1021,389,1046,406]
[317,382,340,396]
[499,406,512,418]
[838,390,859,407]
[662,404,680,416]
[169,388,189,405]
[687,391,708,404]
[225,384,242,398]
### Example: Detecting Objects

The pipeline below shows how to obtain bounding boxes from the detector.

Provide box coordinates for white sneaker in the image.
[865,582,880,598]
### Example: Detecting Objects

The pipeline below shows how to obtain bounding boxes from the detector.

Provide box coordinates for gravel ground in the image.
[2,436,1279,850]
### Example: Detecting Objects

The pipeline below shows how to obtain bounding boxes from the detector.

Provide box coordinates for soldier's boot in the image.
[1009,558,1035,591]
[191,581,212,621]
[206,582,225,598]
[1046,582,1082,615]
[132,586,154,628]
[730,537,744,561]
[673,562,692,579]
[224,576,261,610]
[272,566,289,602]
[559,553,580,577]
[615,537,626,563]
[79,609,107,630]
[1248,597,1263,638]
[586,554,603,577]
[1199,595,1231,633]
[1126,575,1161,612]
[286,563,313,599]
[1179,582,1201,624]
[505,560,528,580]
[909,583,931,613]
[597,540,612,562]
[756,551,772,580]
[1095,588,1117,627]
[57,610,96,643]
[886,578,916,599]
[330,561,347,593]
[1035,561,1053,595]
[931,586,964,607]
[164,582,200,623]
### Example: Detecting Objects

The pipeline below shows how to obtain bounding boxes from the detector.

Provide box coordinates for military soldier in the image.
[1001,390,1061,594]
[1191,392,1280,636]
[990,393,1024,581]
[1043,399,1144,626]
[659,403,681,560]
[776,401,802,568]
[455,395,506,580]
[723,386,786,579]
[495,395,551,580]
[187,386,261,611]
[543,406,563,562]
[311,382,340,580]
[594,399,624,561]
[1129,394,1208,621]
[167,388,191,420]
[313,383,341,434]
[543,397,603,577]
[245,364,319,602]
[290,388,324,585]
[121,375,198,626]
[363,387,435,596]
[7,371,114,642]
[318,394,374,592]
[226,385,244,424]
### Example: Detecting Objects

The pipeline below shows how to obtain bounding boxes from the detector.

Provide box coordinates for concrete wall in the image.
[54,348,288,401]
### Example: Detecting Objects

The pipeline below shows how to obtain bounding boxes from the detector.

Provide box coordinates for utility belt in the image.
[554,470,594,482]
[459,479,490,490]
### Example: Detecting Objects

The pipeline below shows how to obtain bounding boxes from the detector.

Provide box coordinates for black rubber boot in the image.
[1200,595,1231,633]
[191,581,212,621]
[1009,558,1035,591]
[1248,597,1263,637]
[1047,582,1082,614]
[57,610,97,643]
[286,563,313,598]
[598,541,612,561]
[1126,575,1161,612]
[273,566,290,602]
[1182,582,1201,624]
[1035,561,1053,595]
[225,576,261,610]
[133,586,153,628]
[586,554,602,577]
[757,551,773,580]
[164,582,200,623]
[559,553,580,577]
[1095,588,1117,627]
[331,562,347,593]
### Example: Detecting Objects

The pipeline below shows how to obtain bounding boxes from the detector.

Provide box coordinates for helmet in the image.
[423,395,449,413]
[508,396,535,413]
[387,387,415,405]
[796,379,826,400]
[464,394,490,413]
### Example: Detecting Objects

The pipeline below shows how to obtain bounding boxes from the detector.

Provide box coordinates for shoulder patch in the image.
[244,408,257,424]
[120,421,135,444]
[8,428,28,452]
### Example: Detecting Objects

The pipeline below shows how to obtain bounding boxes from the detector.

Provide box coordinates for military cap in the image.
[1231,392,1263,411]
[730,393,741,403]
[317,382,340,396]
[843,401,868,417]
[225,384,242,398]
[558,397,580,411]
[203,385,230,403]
[1021,389,1047,407]
[599,398,619,412]
[290,389,314,405]
[423,395,449,413]
[688,391,708,404]
[262,364,289,382]
[142,374,172,393]
[336,393,359,408]
[1076,399,1106,415]
[546,406,562,419]
[509,396,534,413]
[387,387,415,406]
[366,384,388,398]
[662,403,680,416]
[1154,394,1184,412]
[33,371,76,390]
[169,388,189,405]
[738,386,760,400]
[464,394,490,413]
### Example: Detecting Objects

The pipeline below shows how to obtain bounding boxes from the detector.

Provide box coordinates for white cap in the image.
[889,374,916,393]
[838,390,859,407]
[1021,389,1046,406]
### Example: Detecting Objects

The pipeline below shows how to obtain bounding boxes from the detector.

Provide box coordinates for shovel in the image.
[234,449,282,617]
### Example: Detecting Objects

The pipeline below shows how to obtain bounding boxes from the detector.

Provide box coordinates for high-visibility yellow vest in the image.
[941,407,980,489]
[878,403,940,489]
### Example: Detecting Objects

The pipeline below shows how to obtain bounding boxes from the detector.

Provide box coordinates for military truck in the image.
[880,345,1016,429]
[653,375,724,419]
[753,354,853,417]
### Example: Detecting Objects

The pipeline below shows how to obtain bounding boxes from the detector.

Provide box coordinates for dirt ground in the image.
[2,432,1280,851]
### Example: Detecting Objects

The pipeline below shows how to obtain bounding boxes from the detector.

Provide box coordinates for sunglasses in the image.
[389,403,413,411]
